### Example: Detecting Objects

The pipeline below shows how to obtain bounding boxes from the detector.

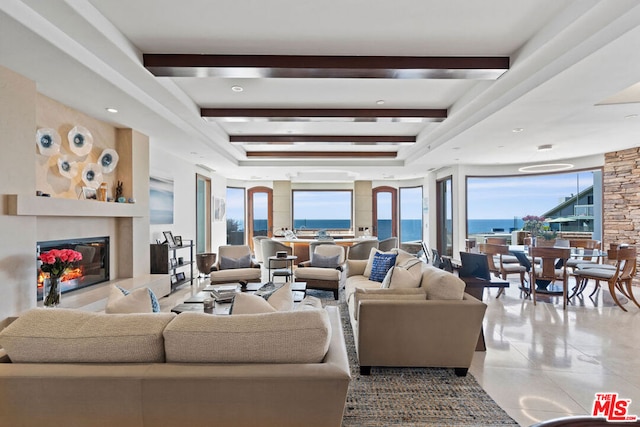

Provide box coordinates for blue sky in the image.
[467,171,595,220]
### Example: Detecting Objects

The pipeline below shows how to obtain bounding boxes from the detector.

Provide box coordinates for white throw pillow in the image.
[381,265,422,289]
[105,286,153,313]
[232,283,294,314]
[266,282,294,311]
[231,293,277,314]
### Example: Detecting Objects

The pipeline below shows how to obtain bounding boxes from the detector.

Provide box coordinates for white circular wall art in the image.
[67,125,93,156]
[98,148,119,173]
[36,128,61,156]
[57,155,79,179]
[81,163,103,189]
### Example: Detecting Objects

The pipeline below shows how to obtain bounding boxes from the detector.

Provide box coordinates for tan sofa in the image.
[345,250,487,376]
[0,306,350,427]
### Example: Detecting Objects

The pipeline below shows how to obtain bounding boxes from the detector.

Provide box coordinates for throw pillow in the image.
[381,257,424,289]
[231,283,294,314]
[116,285,160,312]
[105,286,153,313]
[265,282,294,311]
[220,254,251,269]
[231,293,277,315]
[369,252,397,282]
[311,253,340,268]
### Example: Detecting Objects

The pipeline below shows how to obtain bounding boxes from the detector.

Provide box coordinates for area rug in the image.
[308,290,518,426]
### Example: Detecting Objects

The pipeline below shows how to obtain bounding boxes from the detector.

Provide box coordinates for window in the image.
[466,169,601,241]
[292,190,352,231]
[399,186,423,244]
[437,177,453,256]
[373,186,397,239]
[195,174,211,253]
[226,187,245,245]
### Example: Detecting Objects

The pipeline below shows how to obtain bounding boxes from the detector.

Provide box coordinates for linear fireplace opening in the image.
[37,236,110,300]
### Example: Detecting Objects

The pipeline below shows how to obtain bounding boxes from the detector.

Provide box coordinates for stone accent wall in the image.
[604,147,640,246]
[603,147,639,286]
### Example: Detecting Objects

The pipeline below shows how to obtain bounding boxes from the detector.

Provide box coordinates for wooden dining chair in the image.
[479,243,526,297]
[573,246,638,311]
[530,247,571,310]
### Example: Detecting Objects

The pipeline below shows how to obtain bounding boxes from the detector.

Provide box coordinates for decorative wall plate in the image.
[57,155,78,179]
[68,125,93,156]
[36,128,61,156]
[81,163,103,189]
[98,148,119,173]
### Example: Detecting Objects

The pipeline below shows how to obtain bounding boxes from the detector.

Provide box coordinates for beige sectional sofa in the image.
[345,249,487,376]
[0,306,350,427]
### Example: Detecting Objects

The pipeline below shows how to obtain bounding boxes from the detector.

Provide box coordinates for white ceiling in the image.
[2,0,640,181]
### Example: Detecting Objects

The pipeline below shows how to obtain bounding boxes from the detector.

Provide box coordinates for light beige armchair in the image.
[209,245,262,285]
[295,244,345,299]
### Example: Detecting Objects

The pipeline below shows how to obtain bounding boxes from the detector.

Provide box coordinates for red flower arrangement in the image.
[39,249,83,307]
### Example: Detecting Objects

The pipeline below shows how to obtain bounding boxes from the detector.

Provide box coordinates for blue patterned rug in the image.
[308,289,519,426]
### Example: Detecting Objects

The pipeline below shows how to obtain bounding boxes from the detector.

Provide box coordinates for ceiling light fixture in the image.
[625,114,638,119]
[376,100,385,105]
[512,128,524,133]
[537,144,553,151]
[231,85,244,92]
[518,163,574,173]
[105,107,118,113]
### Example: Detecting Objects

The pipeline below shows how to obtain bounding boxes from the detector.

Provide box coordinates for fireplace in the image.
[37,236,110,300]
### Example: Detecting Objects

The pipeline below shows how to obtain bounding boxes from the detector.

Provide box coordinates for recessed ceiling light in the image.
[105,107,118,113]
[537,144,553,151]
[231,85,244,92]
[512,128,524,133]
[518,163,574,173]
[376,100,385,105]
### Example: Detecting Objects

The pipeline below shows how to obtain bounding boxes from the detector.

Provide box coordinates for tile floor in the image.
[162,273,640,427]
[469,279,640,426]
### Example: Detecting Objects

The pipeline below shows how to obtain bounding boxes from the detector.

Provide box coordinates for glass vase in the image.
[43,275,61,307]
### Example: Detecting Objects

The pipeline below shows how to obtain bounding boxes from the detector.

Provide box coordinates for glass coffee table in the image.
[171,282,306,314]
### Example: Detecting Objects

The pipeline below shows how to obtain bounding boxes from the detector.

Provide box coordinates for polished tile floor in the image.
[162,273,640,427]
[469,279,640,426]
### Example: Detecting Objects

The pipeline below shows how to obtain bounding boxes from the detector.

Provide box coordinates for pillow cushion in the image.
[231,293,277,315]
[220,254,251,269]
[116,285,160,312]
[381,257,424,289]
[353,288,426,320]
[231,283,293,314]
[0,308,175,363]
[105,286,153,314]
[265,282,294,311]
[163,310,331,363]
[421,266,466,300]
[369,252,398,282]
[310,253,340,268]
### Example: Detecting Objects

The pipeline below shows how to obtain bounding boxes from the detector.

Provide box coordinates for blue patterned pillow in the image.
[369,252,398,282]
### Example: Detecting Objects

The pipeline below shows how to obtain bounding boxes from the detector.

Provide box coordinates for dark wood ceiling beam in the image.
[202,108,447,120]
[144,54,509,79]
[245,151,397,158]
[230,135,416,144]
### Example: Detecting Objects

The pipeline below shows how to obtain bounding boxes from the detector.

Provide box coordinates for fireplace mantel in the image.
[7,194,145,218]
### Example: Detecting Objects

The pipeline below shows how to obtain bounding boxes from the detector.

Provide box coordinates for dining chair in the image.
[378,237,398,252]
[566,239,601,270]
[573,246,638,311]
[478,243,527,297]
[347,239,379,260]
[529,246,571,310]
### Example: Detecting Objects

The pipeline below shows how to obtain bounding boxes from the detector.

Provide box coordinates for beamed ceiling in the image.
[1,0,640,181]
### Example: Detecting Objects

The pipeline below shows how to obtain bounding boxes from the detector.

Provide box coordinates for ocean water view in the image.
[467,218,524,234]
[247,219,424,242]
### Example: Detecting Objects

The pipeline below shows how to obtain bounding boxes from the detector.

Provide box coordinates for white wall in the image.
[148,147,227,254]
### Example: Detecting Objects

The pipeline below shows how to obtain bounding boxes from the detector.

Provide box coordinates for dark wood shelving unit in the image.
[150,241,194,291]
